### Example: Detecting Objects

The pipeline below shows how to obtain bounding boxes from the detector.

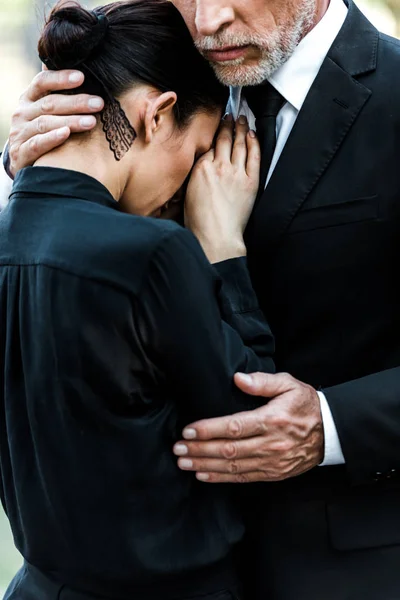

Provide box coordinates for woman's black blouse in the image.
[0,167,274,598]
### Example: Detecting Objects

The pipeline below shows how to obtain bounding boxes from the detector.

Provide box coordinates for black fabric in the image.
[240,485,400,600]
[239,1,400,597]
[4,562,242,600]
[245,82,285,196]
[0,166,274,599]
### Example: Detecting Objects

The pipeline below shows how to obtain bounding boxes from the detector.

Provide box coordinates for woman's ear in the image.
[143,91,178,144]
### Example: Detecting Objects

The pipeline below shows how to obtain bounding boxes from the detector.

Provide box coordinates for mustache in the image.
[195,32,264,52]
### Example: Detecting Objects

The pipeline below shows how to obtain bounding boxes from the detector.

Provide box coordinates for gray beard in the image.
[197,0,317,87]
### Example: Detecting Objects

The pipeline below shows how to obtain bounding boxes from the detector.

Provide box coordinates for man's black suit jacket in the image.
[242,2,400,598]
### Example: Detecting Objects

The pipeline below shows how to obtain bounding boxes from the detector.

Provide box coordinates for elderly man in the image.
[3,0,400,597]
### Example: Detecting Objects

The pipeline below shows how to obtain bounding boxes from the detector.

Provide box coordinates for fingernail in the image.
[183,428,197,440]
[197,473,210,481]
[88,98,103,109]
[69,72,82,83]
[79,116,96,128]
[249,130,256,138]
[56,126,69,138]
[224,113,233,121]
[179,459,193,469]
[237,372,253,384]
[238,115,247,124]
[174,444,188,456]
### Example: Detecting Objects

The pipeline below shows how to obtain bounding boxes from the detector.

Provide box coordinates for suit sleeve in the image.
[136,227,275,422]
[323,368,400,485]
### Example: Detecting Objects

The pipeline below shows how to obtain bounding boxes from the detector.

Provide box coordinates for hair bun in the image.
[38,1,109,70]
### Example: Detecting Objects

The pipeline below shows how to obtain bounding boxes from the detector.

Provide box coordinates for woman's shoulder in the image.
[114,214,192,253]
[102,215,211,295]
[111,213,200,256]
[102,212,206,271]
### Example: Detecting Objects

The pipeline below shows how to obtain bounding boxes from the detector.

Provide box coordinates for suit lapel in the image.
[246,1,377,248]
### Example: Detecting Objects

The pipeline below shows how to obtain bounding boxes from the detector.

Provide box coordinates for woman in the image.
[0,1,274,599]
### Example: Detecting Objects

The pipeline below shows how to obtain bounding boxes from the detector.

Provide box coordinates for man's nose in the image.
[195,0,235,36]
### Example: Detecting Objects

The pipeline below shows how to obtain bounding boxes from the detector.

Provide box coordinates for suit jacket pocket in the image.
[288,194,379,234]
[327,488,400,551]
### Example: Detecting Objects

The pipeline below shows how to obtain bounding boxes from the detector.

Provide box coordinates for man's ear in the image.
[143,91,178,144]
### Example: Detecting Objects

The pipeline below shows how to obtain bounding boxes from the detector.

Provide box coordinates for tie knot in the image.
[245,81,285,120]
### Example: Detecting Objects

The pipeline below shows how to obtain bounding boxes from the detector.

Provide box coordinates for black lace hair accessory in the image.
[39,12,137,161]
[100,96,137,161]
[83,63,137,162]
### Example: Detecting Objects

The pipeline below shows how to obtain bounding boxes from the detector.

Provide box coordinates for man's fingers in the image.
[178,456,263,474]
[182,408,266,441]
[26,94,104,122]
[25,69,86,102]
[234,371,296,398]
[23,115,97,142]
[174,434,265,460]
[214,116,234,163]
[17,128,71,167]
[195,471,267,484]
[231,116,248,167]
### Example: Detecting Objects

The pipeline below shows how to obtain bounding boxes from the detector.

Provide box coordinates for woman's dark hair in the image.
[37,0,228,128]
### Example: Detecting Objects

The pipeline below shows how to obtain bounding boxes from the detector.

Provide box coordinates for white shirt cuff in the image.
[317,391,345,466]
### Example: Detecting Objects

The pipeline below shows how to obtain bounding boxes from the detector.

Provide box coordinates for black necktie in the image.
[246,82,285,197]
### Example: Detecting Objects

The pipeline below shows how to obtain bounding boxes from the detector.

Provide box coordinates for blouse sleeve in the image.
[136,226,275,420]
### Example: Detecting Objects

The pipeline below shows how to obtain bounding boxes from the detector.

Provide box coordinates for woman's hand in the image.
[7,69,103,177]
[185,115,260,264]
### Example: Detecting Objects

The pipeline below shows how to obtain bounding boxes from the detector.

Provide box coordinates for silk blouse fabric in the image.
[0,167,274,599]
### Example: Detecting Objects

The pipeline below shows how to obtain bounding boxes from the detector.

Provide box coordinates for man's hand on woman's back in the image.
[8,69,104,177]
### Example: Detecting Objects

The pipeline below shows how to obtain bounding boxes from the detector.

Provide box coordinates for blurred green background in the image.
[0,513,21,596]
[0,0,400,594]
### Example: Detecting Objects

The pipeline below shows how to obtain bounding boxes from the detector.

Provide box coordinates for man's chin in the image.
[211,61,269,87]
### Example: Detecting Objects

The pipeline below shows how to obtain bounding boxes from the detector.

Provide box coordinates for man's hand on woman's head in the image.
[8,69,104,177]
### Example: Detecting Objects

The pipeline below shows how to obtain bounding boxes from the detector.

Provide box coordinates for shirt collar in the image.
[10,166,119,210]
[229,0,348,115]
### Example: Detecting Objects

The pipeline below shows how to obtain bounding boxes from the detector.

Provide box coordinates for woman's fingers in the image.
[246,129,261,182]
[14,128,71,169]
[215,115,256,176]
[24,69,85,102]
[214,116,234,163]
[231,115,249,167]
[200,148,215,163]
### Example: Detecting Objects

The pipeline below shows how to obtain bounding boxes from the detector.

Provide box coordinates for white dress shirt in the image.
[229,0,348,465]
